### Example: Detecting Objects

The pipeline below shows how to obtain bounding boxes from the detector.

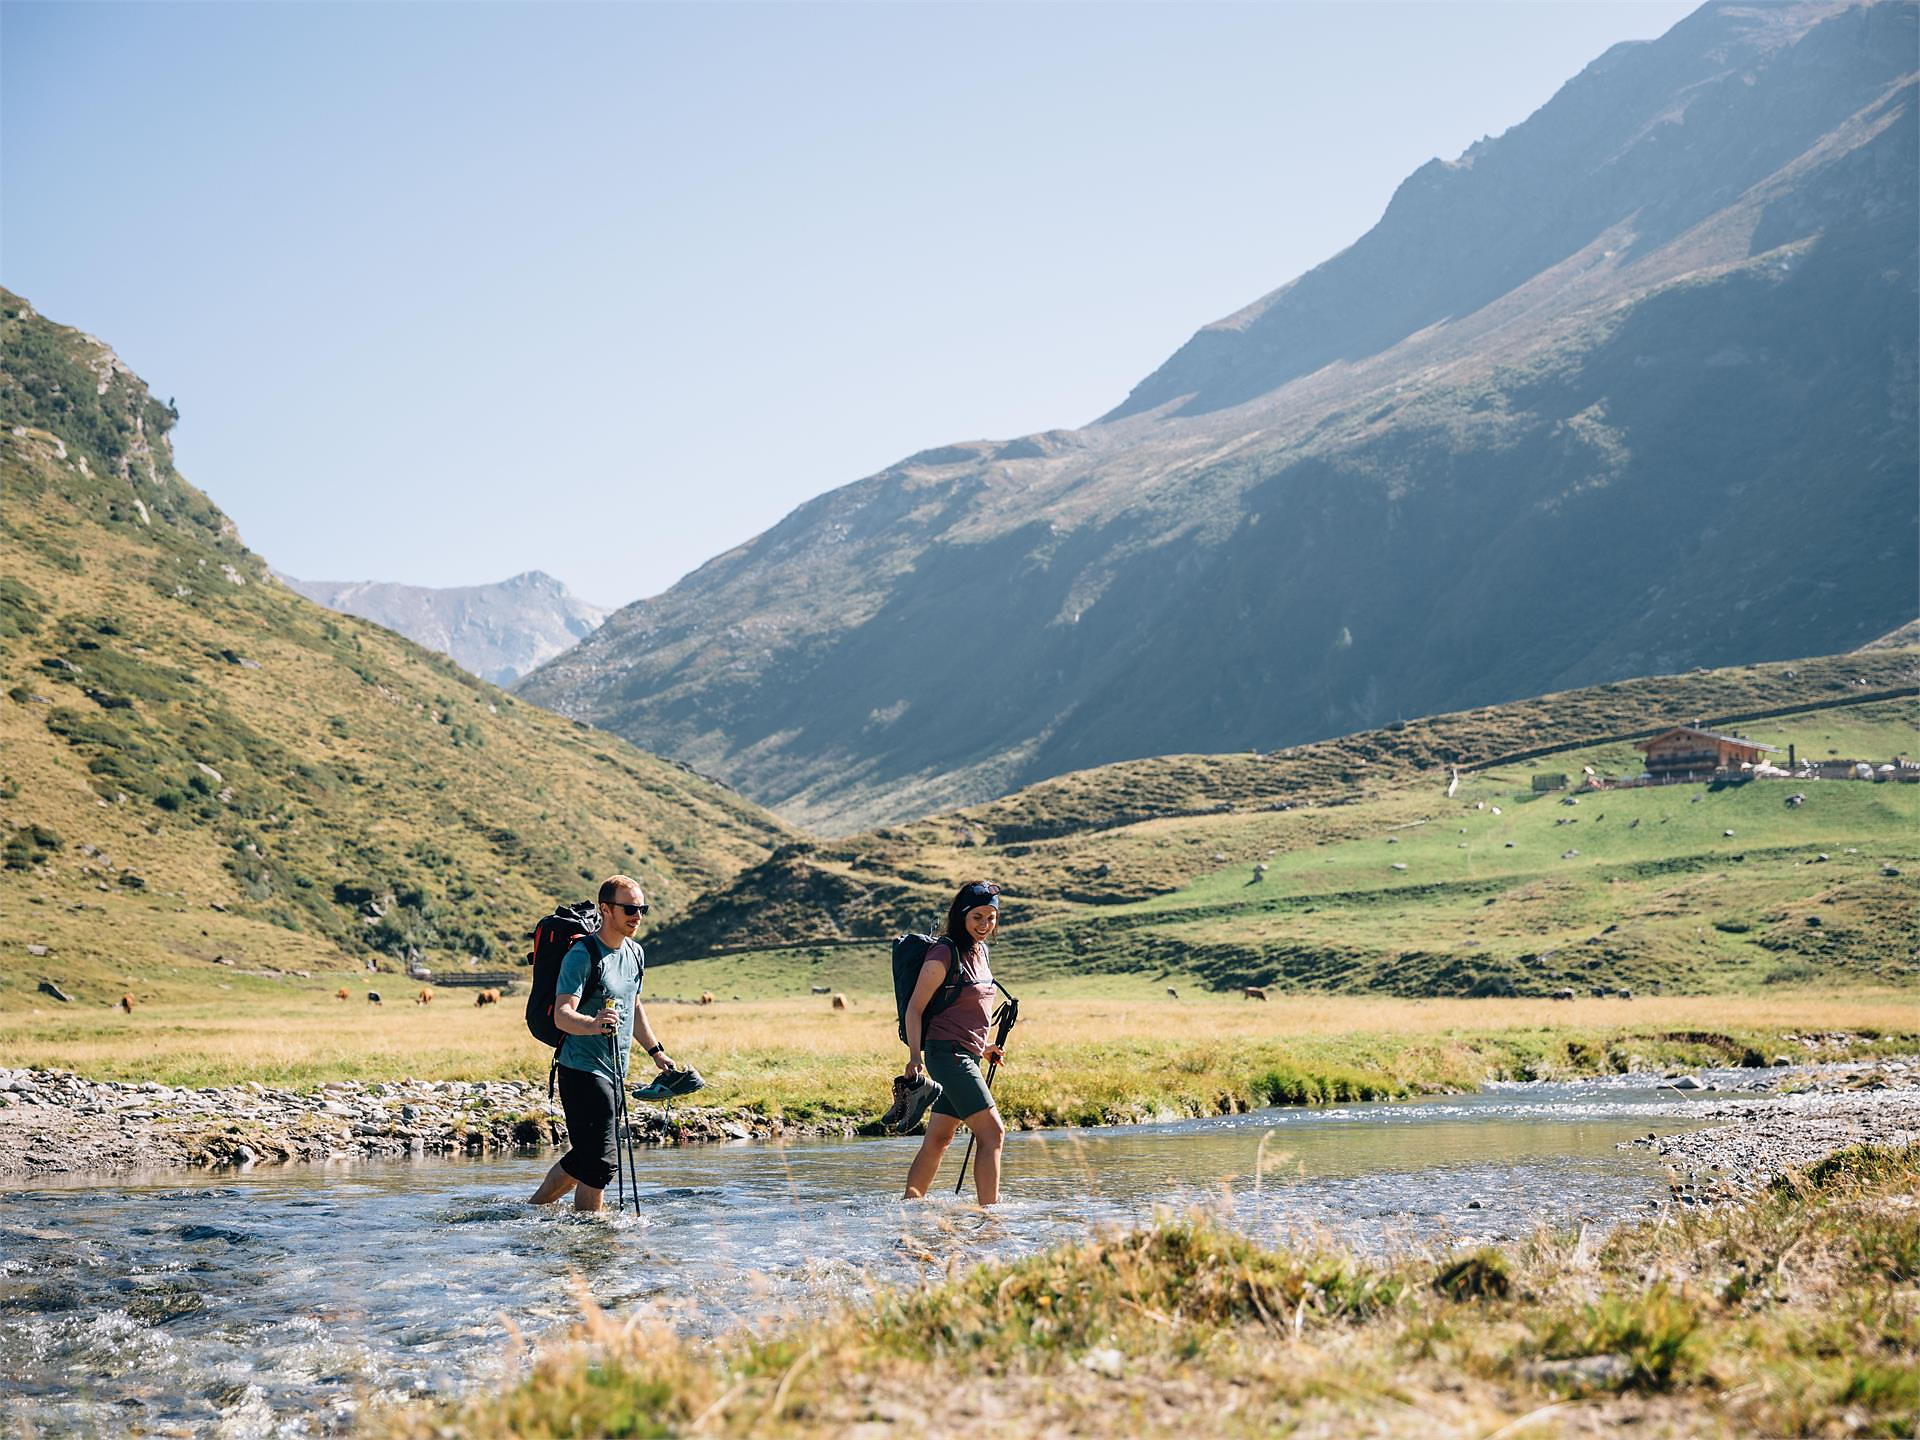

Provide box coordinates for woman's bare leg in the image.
[960,1106,1005,1206]
[903,1114,962,1198]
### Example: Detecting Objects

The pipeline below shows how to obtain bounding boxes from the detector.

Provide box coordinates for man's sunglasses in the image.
[608,901,648,917]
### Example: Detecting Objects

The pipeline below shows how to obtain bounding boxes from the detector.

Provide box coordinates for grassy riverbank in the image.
[380,1142,1920,1438]
[4,981,1915,1126]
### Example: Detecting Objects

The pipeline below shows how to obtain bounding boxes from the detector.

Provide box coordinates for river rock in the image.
[1669,1075,1709,1091]
[1524,1354,1633,1389]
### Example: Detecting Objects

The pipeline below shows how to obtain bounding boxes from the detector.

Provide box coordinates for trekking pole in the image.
[608,1028,629,1215]
[622,1062,642,1206]
[955,984,1020,1195]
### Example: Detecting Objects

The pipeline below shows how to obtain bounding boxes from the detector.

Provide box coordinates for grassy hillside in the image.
[647,668,1918,998]
[0,290,795,1010]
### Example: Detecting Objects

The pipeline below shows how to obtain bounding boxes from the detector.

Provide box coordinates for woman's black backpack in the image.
[891,933,967,1044]
[526,901,606,1048]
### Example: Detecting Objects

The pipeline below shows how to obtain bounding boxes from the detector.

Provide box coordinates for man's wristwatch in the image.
[646,1043,665,1056]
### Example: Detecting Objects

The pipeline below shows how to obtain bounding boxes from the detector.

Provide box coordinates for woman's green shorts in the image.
[925,1041,995,1120]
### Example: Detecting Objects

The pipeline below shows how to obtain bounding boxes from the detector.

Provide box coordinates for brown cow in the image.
[1243,986,1268,1002]
[474,988,499,1007]
[335,987,350,1001]
[415,988,433,1005]
[118,993,134,1014]
[700,991,715,1006]
[830,993,847,1010]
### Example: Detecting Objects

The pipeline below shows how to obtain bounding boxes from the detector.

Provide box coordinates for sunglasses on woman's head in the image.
[609,901,647,917]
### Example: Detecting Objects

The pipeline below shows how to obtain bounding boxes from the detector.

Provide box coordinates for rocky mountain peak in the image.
[281,571,609,686]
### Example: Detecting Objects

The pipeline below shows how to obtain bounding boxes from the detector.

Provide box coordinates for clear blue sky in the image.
[3,1,1695,608]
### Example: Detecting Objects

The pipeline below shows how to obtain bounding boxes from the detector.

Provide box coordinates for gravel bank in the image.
[0,1067,858,1180]
[1624,1058,1920,1205]
[7,1059,1916,1186]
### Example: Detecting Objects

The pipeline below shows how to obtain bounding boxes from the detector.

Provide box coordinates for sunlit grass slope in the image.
[0,288,795,1013]
[650,678,1917,996]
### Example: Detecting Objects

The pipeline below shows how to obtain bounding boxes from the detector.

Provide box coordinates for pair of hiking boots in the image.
[881,1070,942,1132]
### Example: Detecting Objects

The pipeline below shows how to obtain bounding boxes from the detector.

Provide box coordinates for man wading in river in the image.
[528,876,677,1212]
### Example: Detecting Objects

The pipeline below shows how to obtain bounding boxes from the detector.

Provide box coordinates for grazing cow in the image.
[831,993,847,1010]
[1243,986,1268,1002]
[118,993,134,1014]
[700,991,715,1006]
[416,988,433,1005]
[367,991,383,1005]
[335,987,350,1001]
[1166,987,1179,999]
[474,988,499,1007]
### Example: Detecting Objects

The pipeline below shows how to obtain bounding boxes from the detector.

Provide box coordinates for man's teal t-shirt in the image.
[555,935,644,1081]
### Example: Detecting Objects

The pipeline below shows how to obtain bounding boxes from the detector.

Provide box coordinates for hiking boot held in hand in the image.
[882,1071,942,1132]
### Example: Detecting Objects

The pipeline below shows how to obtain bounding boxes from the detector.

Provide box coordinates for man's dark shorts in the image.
[926,1041,995,1120]
[556,1063,617,1190]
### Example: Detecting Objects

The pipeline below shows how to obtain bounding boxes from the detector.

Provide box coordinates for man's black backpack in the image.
[525,901,630,1048]
[891,932,967,1045]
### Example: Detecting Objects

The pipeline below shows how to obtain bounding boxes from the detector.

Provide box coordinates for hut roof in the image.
[1634,726,1781,754]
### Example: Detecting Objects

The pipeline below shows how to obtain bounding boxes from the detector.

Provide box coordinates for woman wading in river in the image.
[900,881,1008,1205]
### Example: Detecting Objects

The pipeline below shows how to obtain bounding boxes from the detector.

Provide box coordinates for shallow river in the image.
[1,1073,1766,1437]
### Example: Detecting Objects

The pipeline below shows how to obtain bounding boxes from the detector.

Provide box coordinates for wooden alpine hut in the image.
[1634,725,1779,782]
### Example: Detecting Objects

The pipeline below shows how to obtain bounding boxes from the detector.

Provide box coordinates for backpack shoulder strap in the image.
[929,937,970,1001]
[576,933,611,1009]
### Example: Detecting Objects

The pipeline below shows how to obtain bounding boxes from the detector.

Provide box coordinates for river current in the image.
[2,1072,1769,1437]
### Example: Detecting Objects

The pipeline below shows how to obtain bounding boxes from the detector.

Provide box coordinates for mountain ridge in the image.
[1103,0,1880,421]
[279,569,608,685]
[520,0,1917,835]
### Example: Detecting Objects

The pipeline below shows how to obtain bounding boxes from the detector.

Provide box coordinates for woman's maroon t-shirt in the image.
[923,939,993,1056]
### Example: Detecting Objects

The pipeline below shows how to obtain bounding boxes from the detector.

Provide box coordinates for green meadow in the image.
[646,695,1918,1004]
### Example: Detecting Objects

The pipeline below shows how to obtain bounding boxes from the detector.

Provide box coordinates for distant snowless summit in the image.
[279,570,608,684]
